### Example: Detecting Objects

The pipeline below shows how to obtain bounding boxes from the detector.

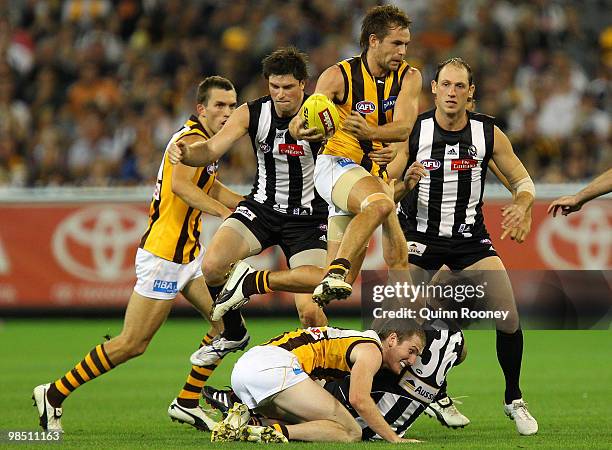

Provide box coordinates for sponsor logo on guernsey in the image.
[318,108,336,134]
[458,223,473,234]
[337,157,356,168]
[279,143,305,157]
[446,147,458,156]
[382,96,397,112]
[276,130,287,139]
[420,159,441,171]
[451,159,479,170]
[307,327,324,340]
[399,370,439,403]
[356,100,376,114]
[153,279,178,294]
[235,205,256,221]
[407,241,427,256]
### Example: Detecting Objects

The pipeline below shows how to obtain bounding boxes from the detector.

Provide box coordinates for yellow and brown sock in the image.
[46,344,115,407]
[241,270,271,297]
[176,333,221,409]
[271,423,289,439]
[326,258,351,278]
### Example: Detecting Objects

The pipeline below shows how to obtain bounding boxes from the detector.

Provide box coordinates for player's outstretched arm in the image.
[491,126,535,240]
[168,105,250,166]
[488,159,532,243]
[171,163,232,219]
[548,168,612,217]
[349,344,407,443]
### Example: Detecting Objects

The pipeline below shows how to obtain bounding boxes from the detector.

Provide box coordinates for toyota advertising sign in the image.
[0,198,609,310]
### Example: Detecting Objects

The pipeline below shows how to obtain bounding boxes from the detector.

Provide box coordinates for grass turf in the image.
[1,317,611,449]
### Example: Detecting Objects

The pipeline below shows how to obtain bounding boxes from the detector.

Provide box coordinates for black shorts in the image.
[229,199,327,264]
[406,231,498,271]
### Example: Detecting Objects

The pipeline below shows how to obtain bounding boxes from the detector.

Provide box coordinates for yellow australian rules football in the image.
[299,93,340,138]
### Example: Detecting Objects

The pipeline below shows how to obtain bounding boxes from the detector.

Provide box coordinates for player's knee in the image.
[363,197,394,222]
[115,335,150,359]
[201,256,230,284]
[344,422,362,442]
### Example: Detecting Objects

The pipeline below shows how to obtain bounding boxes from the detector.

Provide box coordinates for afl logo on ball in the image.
[356,101,376,114]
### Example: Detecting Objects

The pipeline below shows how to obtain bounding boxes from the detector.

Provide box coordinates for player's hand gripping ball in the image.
[299,94,340,138]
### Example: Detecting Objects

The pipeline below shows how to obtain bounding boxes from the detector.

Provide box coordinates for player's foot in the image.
[210,403,251,442]
[241,425,288,443]
[202,386,236,416]
[32,384,63,432]
[504,398,538,435]
[424,396,470,428]
[168,398,217,431]
[212,261,255,321]
[190,332,250,366]
[312,273,352,307]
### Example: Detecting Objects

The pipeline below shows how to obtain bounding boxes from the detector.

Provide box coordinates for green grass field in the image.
[1,317,611,449]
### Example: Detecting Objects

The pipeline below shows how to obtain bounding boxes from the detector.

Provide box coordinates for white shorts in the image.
[314,154,361,218]
[231,346,309,409]
[133,248,204,300]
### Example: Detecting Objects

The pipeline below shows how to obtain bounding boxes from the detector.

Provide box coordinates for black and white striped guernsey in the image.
[399,109,495,238]
[325,319,464,440]
[246,95,327,217]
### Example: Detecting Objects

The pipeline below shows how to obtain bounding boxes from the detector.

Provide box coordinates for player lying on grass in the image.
[204,318,465,442]
[204,319,436,443]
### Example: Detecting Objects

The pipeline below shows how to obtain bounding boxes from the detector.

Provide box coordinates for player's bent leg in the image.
[261,378,362,442]
[202,223,257,286]
[34,291,172,431]
[295,293,327,327]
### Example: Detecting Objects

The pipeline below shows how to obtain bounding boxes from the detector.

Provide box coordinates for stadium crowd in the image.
[0,0,609,187]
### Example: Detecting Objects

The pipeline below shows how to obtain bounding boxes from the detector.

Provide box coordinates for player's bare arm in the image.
[171,161,232,219]
[491,126,535,239]
[489,159,532,243]
[288,65,343,141]
[208,180,245,210]
[548,167,612,217]
[348,344,405,443]
[343,68,421,143]
[169,105,250,166]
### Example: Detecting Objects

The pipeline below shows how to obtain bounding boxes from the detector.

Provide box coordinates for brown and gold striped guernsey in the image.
[139,115,217,263]
[323,55,410,179]
[263,327,382,380]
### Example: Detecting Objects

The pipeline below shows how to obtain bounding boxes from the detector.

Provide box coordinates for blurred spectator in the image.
[0,0,608,186]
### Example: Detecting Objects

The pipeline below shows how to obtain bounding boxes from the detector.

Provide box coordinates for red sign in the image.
[451,159,479,170]
[278,143,305,157]
[0,199,609,310]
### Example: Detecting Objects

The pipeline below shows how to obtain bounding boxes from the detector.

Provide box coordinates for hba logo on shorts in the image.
[356,101,376,114]
[337,157,356,167]
[153,279,177,294]
[420,159,441,171]
[235,205,256,221]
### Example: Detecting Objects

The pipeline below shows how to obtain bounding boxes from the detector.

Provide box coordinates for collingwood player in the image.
[168,48,330,365]
[33,76,243,433]
[392,58,538,435]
